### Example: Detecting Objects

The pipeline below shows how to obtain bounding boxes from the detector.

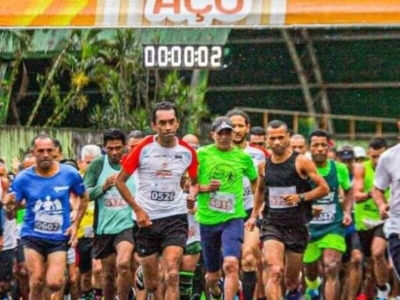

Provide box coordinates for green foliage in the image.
[2,29,212,135]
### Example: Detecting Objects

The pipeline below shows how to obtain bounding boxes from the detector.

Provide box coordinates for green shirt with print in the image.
[196,144,258,225]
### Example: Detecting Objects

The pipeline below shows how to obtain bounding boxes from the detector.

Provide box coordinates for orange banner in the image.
[1,0,400,27]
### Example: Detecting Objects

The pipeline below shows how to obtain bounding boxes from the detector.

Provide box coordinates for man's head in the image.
[127,130,145,152]
[337,145,355,173]
[249,126,266,148]
[30,134,56,171]
[52,138,63,162]
[353,146,368,164]
[266,120,290,156]
[226,109,250,146]
[182,134,200,150]
[309,129,330,165]
[368,137,388,168]
[79,144,102,173]
[103,129,126,164]
[290,134,308,155]
[211,116,234,151]
[152,101,180,145]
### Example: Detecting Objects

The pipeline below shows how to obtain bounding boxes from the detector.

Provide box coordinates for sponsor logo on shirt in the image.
[54,186,69,192]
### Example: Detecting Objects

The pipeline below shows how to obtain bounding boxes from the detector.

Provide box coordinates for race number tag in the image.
[84,226,94,238]
[310,204,336,224]
[209,192,235,213]
[34,213,63,234]
[149,183,177,201]
[104,191,128,209]
[268,186,297,209]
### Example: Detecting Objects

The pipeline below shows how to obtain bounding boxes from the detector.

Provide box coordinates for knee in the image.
[117,259,131,276]
[324,261,341,278]
[267,264,284,282]
[350,251,363,268]
[29,276,44,291]
[223,258,239,276]
[46,277,65,292]
[92,263,102,278]
[165,269,179,286]
[205,271,221,287]
[241,249,256,270]
[372,247,386,261]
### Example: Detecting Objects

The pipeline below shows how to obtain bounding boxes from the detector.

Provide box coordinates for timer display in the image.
[143,45,224,69]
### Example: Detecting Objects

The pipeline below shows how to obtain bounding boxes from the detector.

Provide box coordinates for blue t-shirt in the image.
[12,164,85,241]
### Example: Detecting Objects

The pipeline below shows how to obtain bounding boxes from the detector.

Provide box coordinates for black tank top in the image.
[264,151,312,226]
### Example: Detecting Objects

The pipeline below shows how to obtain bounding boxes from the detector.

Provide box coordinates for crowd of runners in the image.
[0,101,400,300]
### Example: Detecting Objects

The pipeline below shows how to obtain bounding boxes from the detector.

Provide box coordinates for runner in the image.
[226,109,266,300]
[354,137,391,300]
[3,134,89,300]
[303,129,353,300]
[197,116,258,300]
[373,121,400,299]
[84,129,136,300]
[116,101,199,300]
[247,120,329,300]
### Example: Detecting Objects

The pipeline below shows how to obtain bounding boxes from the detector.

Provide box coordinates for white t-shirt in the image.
[374,143,400,237]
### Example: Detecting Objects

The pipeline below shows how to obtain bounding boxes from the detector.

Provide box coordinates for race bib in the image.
[310,204,336,224]
[268,186,297,209]
[104,191,128,209]
[84,226,94,238]
[209,192,235,213]
[149,182,177,202]
[34,212,63,234]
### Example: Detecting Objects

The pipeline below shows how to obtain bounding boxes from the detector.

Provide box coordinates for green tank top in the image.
[354,160,389,231]
[94,157,136,235]
[309,160,344,241]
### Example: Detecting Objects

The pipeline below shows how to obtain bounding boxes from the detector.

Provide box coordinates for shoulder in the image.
[89,156,105,168]
[334,160,349,172]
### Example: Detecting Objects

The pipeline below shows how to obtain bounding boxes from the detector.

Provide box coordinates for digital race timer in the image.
[142,45,224,69]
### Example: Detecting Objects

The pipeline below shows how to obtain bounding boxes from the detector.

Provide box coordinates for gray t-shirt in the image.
[374,143,400,237]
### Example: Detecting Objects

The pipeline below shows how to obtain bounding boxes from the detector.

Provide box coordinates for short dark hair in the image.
[128,130,145,139]
[250,126,265,136]
[309,129,331,144]
[226,109,250,125]
[267,120,287,131]
[53,138,62,153]
[369,137,388,150]
[103,129,126,145]
[152,101,179,123]
[30,134,54,148]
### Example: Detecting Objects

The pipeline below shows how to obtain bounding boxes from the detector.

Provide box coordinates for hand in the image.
[208,179,221,192]
[2,192,16,210]
[245,217,257,232]
[186,195,196,210]
[65,224,78,245]
[378,203,389,219]
[136,209,152,228]
[103,174,117,192]
[312,206,323,217]
[283,194,300,206]
[0,236,3,252]
[12,157,21,173]
[342,212,353,226]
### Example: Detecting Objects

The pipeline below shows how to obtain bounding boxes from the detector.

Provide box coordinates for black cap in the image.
[337,149,354,160]
[211,117,233,133]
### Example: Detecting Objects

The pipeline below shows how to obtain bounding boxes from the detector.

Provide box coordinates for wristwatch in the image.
[299,193,306,203]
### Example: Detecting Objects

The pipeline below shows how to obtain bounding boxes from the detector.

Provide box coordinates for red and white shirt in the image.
[122,135,198,220]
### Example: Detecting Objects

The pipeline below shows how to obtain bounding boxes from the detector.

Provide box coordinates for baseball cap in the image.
[353,146,367,159]
[211,117,233,133]
[337,145,355,160]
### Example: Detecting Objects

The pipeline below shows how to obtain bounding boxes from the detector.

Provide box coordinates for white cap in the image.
[353,146,367,158]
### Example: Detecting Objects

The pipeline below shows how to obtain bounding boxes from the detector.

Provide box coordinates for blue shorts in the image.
[200,218,244,273]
